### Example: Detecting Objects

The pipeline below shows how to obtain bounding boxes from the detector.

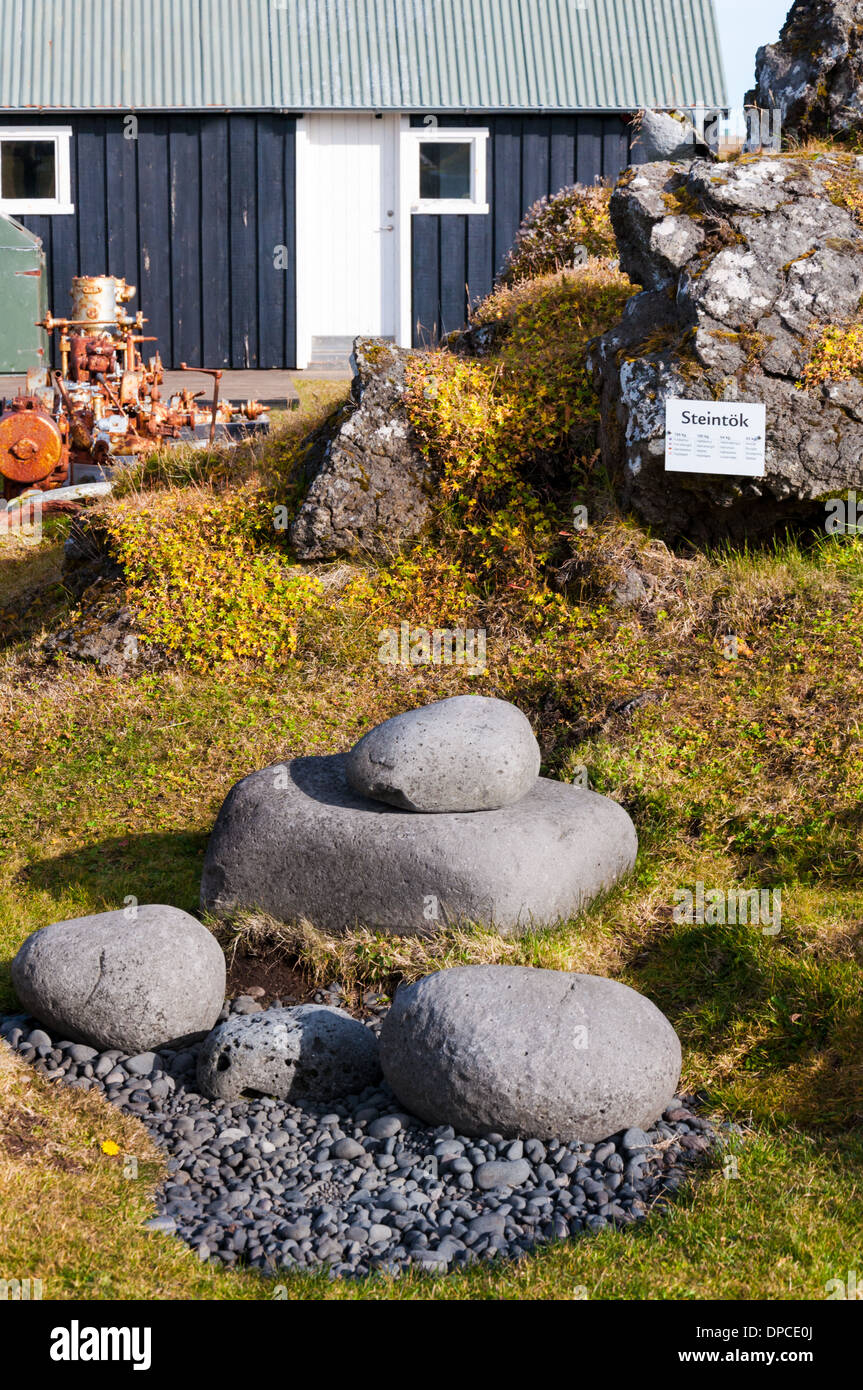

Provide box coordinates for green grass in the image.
[1,372,862,1299]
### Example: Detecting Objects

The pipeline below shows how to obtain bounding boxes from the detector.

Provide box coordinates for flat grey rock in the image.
[196,1006,381,1103]
[379,966,681,1142]
[201,754,637,936]
[345,695,540,813]
[11,905,225,1053]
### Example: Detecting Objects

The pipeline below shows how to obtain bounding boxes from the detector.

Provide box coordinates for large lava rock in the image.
[631,109,711,165]
[11,906,225,1052]
[590,155,863,538]
[200,754,637,936]
[197,1006,381,1102]
[379,966,682,1141]
[345,695,540,813]
[749,1,863,139]
[289,338,434,560]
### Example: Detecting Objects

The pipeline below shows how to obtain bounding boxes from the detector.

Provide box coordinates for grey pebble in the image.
[1,1010,710,1279]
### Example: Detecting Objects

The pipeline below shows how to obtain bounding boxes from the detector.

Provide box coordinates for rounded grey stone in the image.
[379,966,682,1143]
[125,1052,159,1076]
[201,754,637,937]
[196,1006,381,1103]
[345,696,540,813]
[332,1137,364,1161]
[11,906,226,1053]
[621,1126,652,1152]
[475,1160,531,1191]
[367,1116,402,1139]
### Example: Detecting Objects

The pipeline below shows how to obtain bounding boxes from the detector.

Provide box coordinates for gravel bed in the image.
[1,998,719,1279]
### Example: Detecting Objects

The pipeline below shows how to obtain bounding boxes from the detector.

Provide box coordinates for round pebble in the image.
[0,1007,715,1279]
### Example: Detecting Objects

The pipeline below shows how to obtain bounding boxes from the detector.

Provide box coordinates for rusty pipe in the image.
[179,363,223,446]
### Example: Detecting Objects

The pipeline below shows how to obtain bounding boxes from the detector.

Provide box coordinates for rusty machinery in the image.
[0,275,269,501]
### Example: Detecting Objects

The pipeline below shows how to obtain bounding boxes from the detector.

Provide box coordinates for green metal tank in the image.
[0,214,48,376]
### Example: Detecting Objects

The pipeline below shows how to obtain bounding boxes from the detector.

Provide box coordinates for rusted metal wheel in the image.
[0,402,64,483]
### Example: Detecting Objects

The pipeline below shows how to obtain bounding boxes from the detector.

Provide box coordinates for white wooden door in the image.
[296,114,400,366]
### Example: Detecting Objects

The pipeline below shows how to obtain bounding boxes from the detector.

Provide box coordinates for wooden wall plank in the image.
[522,116,551,209]
[491,115,523,281]
[412,214,440,347]
[105,114,139,295]
[576,115,604,186]
[74,119,108,274]
[256,116,288,370]
[169,116,202,369]
[135,116,174,367]
[283,116,297,368]
[199,116,231,367]
[228,116,258,368]
[603,118,631,179]
[550,115,577,191]
[439,215,467,339]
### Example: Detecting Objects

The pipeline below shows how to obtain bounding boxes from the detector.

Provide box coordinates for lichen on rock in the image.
[749,0,863,140]
[289,338,435,560]
[589,154,863,538]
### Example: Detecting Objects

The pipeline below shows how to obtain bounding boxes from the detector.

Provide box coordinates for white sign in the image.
[665,398,766,477]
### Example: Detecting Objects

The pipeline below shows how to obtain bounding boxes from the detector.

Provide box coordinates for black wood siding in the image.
[410,113,630,347]
[8,113,297,370]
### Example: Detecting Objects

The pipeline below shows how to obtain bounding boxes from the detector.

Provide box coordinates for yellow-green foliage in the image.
[825,157,863,222]
[105,489,323,669]
[404,263,634,587]
[501,184,616,284]
[800,322,863,386]
[90,270,633,673]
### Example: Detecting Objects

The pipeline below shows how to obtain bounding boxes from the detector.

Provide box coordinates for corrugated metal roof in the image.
[0,0,727,112]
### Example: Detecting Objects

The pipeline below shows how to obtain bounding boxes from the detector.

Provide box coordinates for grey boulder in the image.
[289,338,434,560]
[11,905,225,1052]
[590,155,863,539]
[631,109,711,164]
[201,754,637,936]
[379,966,681,1141]
[345,695,540,812]
[196,1006,381,1102]
[748,0,863,139]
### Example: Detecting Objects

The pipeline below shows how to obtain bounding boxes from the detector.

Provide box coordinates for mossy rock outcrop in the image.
[589,155,863,539]
[749,0,863,140]
[290,338,434,560]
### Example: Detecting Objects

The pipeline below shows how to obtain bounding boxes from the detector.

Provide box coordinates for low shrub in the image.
[404,263,634,589]
[500,183,616,285]
[104,488,324,670]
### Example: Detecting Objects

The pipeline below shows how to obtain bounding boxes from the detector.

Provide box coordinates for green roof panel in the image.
[0,0,727,112]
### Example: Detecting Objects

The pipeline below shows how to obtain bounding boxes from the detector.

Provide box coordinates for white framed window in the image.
[401,127,489,215]
[0,127,74,215]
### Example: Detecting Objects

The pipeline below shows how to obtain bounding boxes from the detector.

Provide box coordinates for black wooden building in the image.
[0,0,726,371]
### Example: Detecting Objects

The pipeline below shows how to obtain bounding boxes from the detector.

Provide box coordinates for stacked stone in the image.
[3,702,688,1278]
[201,695,638,936]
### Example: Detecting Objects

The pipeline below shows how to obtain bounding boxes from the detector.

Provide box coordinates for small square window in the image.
[1,141,57,201]
[419,142,472,201]
[404,128,489,215]
[0,127,74,215]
